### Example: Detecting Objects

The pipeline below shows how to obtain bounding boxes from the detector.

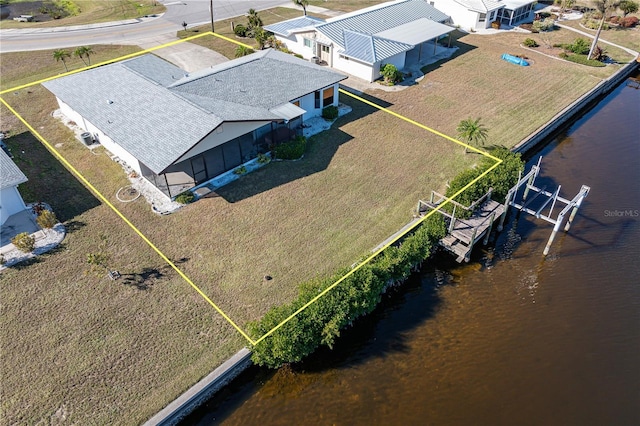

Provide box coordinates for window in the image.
[323,87,334,107]
[479,13,487,22]
[489,11,495,20]
[314,90,321,108]
[321,45,330,53]
[303,38,312,48]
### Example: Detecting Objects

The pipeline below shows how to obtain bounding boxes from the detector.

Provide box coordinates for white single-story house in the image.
[265,0,456,82]
[430,0,536,30]
[43,49,346,199]
[0,149,29,226]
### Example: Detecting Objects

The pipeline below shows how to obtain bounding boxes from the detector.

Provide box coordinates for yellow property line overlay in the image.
[1,32,501,347]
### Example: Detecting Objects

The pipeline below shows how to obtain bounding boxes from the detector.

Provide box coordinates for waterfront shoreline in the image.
[146,59,639,425]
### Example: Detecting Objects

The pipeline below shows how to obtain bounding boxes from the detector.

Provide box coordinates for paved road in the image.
[0,0,292,52]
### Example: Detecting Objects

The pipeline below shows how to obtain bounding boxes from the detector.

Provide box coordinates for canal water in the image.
[183,72,640,425]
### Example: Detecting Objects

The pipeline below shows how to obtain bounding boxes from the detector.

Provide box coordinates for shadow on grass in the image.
[215,95,393,203]
[7,131,101,222]
[421,30,478,75]
[120,257,189,291]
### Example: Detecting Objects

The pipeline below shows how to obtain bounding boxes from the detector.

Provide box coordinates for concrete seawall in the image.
[143,348,252,426]
[514,59,639,155]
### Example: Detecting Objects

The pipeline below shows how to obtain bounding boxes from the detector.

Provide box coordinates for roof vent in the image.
[107,99,114,104]
[184,73,189,78]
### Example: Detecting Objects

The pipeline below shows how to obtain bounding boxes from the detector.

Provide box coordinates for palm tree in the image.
[246,8,263,37]
[74,47,87,66]
[235,45,255,58]
[588,0,620,59]
[82,46,95,65]
[254,28,268,50]
[292,0,309,16]
[457,118,488,153]
[53,49,71,72]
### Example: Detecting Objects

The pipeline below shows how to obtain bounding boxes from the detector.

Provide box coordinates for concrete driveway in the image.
[138,33,229,72]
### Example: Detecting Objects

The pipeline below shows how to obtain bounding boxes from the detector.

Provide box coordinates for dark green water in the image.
[183,72,640,426]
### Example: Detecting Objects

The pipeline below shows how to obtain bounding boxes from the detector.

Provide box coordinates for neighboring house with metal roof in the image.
[265,0,455,82]
[0,149,29,226]
[430,0,536,30]
[43,49,346,199]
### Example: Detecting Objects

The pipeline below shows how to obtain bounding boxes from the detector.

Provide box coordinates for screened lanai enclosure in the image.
[140,120,302,198]
[497,0,535,26]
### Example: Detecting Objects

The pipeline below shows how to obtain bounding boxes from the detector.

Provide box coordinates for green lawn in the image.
[0,45,142,91]
[0,0,165,29]
[0,18,633,424]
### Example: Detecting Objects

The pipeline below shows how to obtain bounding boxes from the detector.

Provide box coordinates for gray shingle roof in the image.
[170,50,347,110]
[264,15,325,36]
[121,53,185,86]
[317,0,450,50]
[44,59,221,174]
[43,50,346,174]
[0,149,28,190]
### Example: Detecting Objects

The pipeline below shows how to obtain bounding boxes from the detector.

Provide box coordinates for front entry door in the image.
[319,44,330,64]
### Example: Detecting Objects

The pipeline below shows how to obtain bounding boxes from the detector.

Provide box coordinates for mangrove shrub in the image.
[249,215,445,368]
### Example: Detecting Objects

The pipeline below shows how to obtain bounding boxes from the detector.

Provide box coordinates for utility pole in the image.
[210,0,215,32]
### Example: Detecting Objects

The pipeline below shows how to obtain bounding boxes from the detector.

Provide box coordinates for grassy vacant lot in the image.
[0,0,165,29]
[0,44,141,91]
[1,21,634,424]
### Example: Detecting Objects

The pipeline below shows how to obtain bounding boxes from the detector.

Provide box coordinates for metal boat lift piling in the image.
[498,156,590,255]
[419,157,590,262]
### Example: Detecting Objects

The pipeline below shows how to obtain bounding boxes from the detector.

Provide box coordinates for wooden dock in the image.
[418,190,504,263]
[440,200,504,262]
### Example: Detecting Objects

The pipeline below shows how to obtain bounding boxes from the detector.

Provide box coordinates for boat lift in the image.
[498,157,590,255]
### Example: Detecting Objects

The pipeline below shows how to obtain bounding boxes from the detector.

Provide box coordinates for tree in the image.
[53,49,71,72]
[82,46,94,65]
[588,0,621,59]
[254,28,269,50]
[456,118,488,153]
[235,45,255,58]
[246,8,263,37]
[619,0,639,16]
[292,0,309,16]
[73,46,94,66]
[380,63,403,85]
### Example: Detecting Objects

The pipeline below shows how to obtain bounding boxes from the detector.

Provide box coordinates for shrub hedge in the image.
[36,210,58,229]
[322,105,339,120]
[175,191,195,204]
[443,147,524,217]
[12,232,35,253]
[248,148,523,368]
[562,53,607,67]
[273,135,306,160]
[248,215,446,368]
